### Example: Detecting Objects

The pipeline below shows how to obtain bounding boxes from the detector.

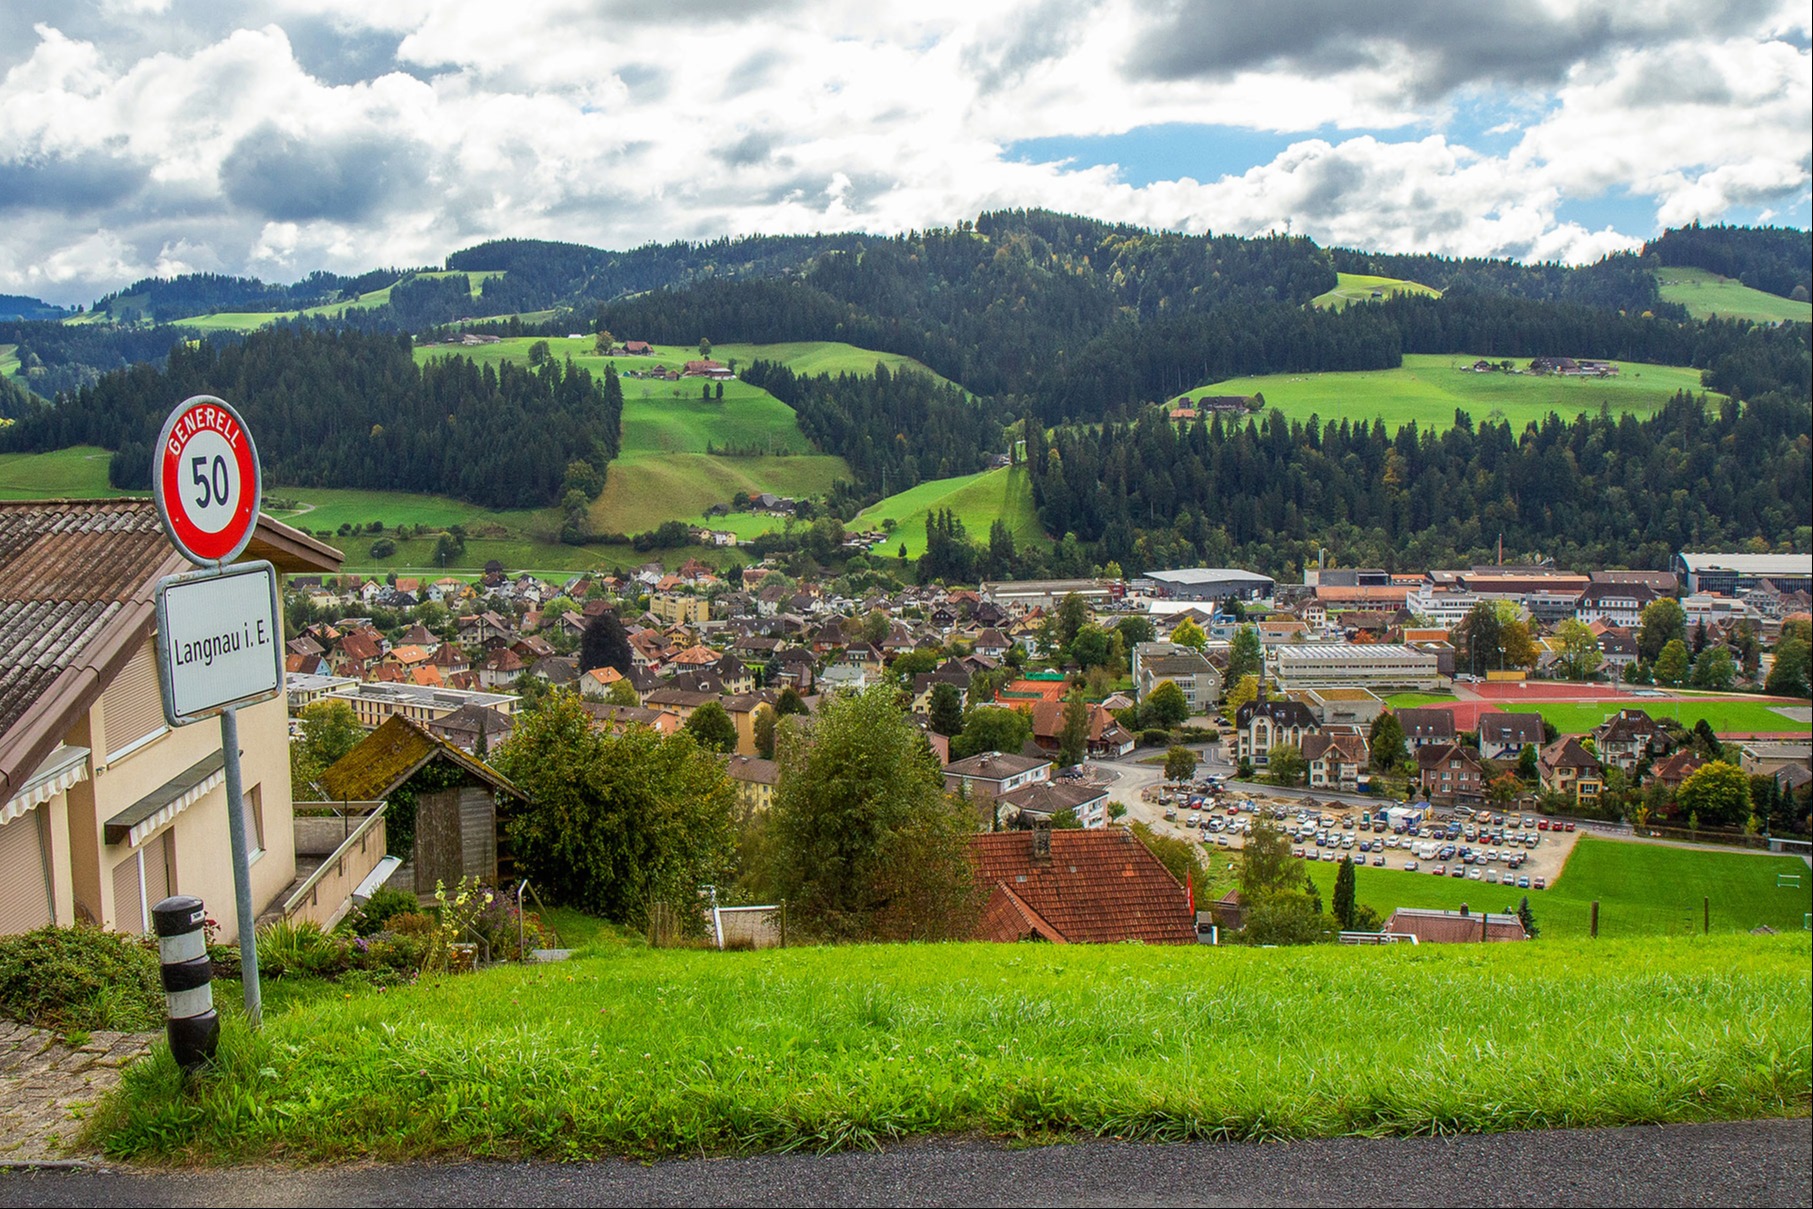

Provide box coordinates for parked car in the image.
[1404,860,1419,871]
[1534,876,1548,889]
[1372,855,1386,867]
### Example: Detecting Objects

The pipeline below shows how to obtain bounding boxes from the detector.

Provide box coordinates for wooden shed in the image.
[320,716,527,895]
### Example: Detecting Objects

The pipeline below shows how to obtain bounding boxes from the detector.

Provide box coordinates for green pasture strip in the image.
[853,466,1047,559]
[93,932,1810,1162]
[1656,267,1812,325]
[1308,834,1813,939]
[1183,354,1718,433]
[1310,272,1441,310]
[1384,692,1458,708]
[0,446,127,499]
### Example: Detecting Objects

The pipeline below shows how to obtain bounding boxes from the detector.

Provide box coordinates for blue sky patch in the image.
[1007,122,1403,187]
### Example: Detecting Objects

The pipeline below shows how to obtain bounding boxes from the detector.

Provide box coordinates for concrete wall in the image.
[284,813,388,931]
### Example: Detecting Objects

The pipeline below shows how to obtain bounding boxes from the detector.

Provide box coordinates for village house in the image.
[1478,712,1545,761]
[1233,694,1319,768]
[969,828,1194,945]
[1415,742,1486,805]
[0,501,342,940]
[1539,737,1604,807]
[1394,706,1457,749]
[1591,709,1666,772]
[1304,731,1370,791]
[726,755,780,813]
[943,752,1052,827]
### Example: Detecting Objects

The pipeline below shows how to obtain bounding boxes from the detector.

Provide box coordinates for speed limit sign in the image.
[152,395,262,566]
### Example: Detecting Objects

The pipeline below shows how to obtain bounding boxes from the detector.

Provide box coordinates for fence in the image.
[646,898,788,949]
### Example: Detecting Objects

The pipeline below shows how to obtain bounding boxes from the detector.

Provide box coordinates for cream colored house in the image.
[0,500,342,941]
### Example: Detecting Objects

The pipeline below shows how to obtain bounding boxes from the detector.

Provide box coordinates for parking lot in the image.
[1130,779,1582,890]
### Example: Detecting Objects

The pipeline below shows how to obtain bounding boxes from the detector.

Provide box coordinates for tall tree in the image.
[951,704,1034,760]
[1058,689,1091,767]
[1164,745,1198,783]
[684,701,738,753]
[1639,598,1688,663]
[766,685,979,941]
[580,608,633,674]
[1332,856,1357,930]
[1676,760,1751,828]
[1654,638,1691,687]
[491,692,737,925]
[1141,679,1189,729]
[1226,624,1263,685]
[1553,619,1604,680]
[1170,617,1207,651]
[1369,711,1407,773]
[927,682,965,737]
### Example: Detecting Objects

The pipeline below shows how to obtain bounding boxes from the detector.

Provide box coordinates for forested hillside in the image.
[90,269,406,324]
[1643,224,1812,301]
[1327,248,1672,313]
[0,328,620,509]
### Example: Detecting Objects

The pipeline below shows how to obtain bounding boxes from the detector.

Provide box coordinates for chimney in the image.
[1032,823,1051,862]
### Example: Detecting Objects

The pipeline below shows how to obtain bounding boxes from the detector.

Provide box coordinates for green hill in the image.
[1180,353,1719,431]
[1656,266,1812,324]
[1310,272,1441,310]
[852,466,1045,559]
[0,446,125,499]
[168,271,502,332]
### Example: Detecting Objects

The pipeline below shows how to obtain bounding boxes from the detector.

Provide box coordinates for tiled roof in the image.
[1385,907,1526,943]
[1396,707,1456,739]
[969,829,1194,945]
[1,499,342,803]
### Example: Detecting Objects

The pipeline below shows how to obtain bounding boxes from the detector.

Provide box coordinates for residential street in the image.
[3,1119,1806,1207]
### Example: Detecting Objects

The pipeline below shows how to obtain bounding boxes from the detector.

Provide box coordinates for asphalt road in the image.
[3,1119,1807,1207]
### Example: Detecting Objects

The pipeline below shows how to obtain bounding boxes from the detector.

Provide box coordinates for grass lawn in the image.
[1525,696,1812,737]
[1310,272,1441,310]
[1308,834,1813,939]
[1385,692,1458,709]
[1183,354,1719,433]
[92,931,1809,1162]
[1657,267,1812,325]
[0,446,127,499]
[0,343,19,379]
[852,466,1047,559]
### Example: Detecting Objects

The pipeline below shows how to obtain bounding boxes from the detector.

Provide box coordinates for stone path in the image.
[0,1021,155,1163]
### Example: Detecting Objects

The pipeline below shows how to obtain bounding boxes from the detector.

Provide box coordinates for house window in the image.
[242,786,266,863]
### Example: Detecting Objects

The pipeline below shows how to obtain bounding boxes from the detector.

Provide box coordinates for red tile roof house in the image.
[969,828,1195,944]
[1415,742,1486,805]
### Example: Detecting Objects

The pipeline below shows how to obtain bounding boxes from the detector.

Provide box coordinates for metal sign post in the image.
[150,395,276,1030]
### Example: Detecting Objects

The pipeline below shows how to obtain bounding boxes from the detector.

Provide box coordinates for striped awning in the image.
[104,750,228,847]
[2,745,90,826]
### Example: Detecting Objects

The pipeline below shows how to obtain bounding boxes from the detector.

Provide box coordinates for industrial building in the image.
[1269,643,1441,692]
[1144,568,1275,602]
[1674,552,1813,597]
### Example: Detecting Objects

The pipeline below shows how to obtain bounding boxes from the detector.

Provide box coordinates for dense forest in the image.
[1327,248,1676,314]
[1016,389,1811,581]
[0,320,188,399]
[740,360,1004,498]
[0,328,620,510]
[89,268,408,324]
[1643,223,1812,301]
[0,294,70,322]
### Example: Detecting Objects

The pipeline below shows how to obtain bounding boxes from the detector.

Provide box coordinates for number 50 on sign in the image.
[153,395,262,567]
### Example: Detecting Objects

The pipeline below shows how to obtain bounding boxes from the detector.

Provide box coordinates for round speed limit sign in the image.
[153,395,263,566]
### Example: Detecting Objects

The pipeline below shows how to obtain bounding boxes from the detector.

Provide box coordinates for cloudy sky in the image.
[2,0,1808,306]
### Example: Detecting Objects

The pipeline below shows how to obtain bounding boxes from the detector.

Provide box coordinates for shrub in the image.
[0,926,163,1031]
[388,912,437,938]
[341,887,420,937]
[256,919,349,979]
[1140,728,1172,748]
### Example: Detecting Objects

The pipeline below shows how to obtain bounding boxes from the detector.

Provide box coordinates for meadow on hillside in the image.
[1184,354,1719,431]
[1310,272,1441,310]
[1657,267,1813,324]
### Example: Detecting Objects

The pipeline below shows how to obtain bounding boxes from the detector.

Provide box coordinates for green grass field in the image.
[1311,272,1441,310]
[1385,692,1459,709]
[93,930,1810,1162]
[0,446,127,499]
[852,466,1046,559]
[170,271,502,331]
[1657,267,1812,324]
[1525,696,1812,737]
[0,343,19,380]
[1309,834,1813,940]
[1181,354,1719,432]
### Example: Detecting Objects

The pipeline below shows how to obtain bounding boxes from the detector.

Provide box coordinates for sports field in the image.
[1656,267,1812,324]
[1310,272,1441,310]
[1307,834,1813,939]
[1523,696,1812,738]
[852,466,1047,559]
[1186,354,1718,432]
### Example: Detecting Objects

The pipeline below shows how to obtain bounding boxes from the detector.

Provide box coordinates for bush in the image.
[0,926,163,1031]
[341,887,420,938]
[1140,728,1172,748]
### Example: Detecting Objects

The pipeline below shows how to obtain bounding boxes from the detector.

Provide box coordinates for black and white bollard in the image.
[152,895,219,1071]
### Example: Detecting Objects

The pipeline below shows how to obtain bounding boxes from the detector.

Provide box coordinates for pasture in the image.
[1310,272,1441,310]
[169,271,500,331]
[1308,834,1813,940]
[1656,267,1812,325]
[853,466,1047,559]
[1182,354,1718,432]
[0,446,125,499]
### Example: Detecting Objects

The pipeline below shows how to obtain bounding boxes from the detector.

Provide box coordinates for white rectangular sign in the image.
[154,561,284,726]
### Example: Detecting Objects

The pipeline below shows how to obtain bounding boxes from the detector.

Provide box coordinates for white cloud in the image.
[0,1,1804,303]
